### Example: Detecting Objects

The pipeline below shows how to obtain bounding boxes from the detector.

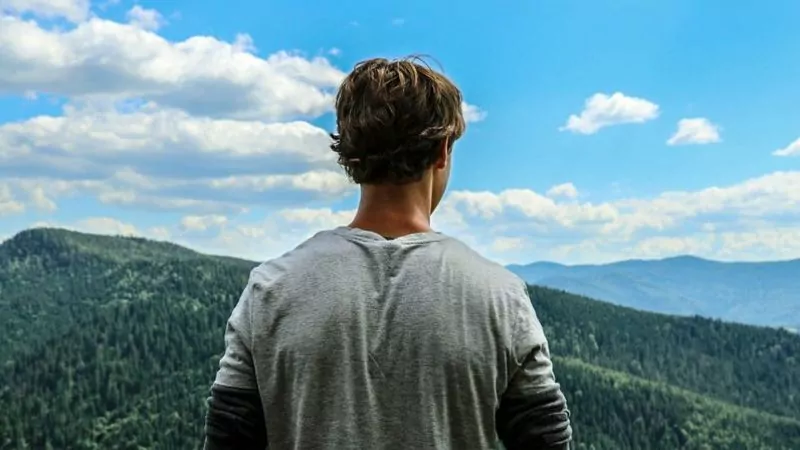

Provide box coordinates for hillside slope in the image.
[2,228,799,449]
[530,286,800,419]
[508,255,800,328]
[0,228,252,361]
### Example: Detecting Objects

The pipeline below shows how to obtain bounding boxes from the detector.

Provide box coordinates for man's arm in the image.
[497,287,572,450]
[204,281,268,450]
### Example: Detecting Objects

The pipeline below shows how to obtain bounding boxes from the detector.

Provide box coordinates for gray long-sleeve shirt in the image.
[204,226,572,450]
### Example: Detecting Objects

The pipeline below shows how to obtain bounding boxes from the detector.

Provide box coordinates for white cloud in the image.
[546,182,579,199]
[5,170,351,215]
[167,207,355,261]
[0,14,345,120]
[560,92,659,134]
[0,105,334,166]
[232,33,256,53]
[548,226,800,265]
[461,102,487,123]
[0,104,352,212]
[0,0,90,22]
[75,217,140,236]
[0,9,480,215]
[717,228,800,260]
[279,207,355,229]
[181,214,228,232]
[0,183,24,216]
[27,185,56,211]
[209,171,351,197]
[438,170,800,263]
[125,5,164,31]
[447,189,617,227]
[667,118,721,146]
[773,137,800,157]
[491,236,525,253]
[603,171,800,236]
[633,234,716,258]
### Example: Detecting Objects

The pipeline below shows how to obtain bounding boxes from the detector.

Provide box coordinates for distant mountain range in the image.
[508,255,800,329]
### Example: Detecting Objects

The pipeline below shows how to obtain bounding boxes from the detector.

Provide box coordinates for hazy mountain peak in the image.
[509,254,800,329]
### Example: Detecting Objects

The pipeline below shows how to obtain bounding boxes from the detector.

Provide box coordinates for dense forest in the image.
[1,228,799,449]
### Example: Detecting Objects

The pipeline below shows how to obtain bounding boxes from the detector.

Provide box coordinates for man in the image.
[204,56,573,450]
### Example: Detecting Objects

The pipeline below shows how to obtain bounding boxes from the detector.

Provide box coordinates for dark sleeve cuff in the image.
[497,384,573,450]
[204,384,267,450]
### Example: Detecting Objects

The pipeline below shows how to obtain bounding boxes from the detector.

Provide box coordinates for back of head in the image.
[331,56,466,185]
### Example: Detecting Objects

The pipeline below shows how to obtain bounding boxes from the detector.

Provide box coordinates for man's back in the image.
[207,227,572,450]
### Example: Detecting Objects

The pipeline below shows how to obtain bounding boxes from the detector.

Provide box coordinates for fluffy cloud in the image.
[446,189,617,227]
[125,5,164,31]
[491,236,525,253]
[0,103,353,213]
[462,102,487,123]
[0,7,489,218]
[0,183,24,216]
[548,227,800,264]
[180,215,228,232]
[489,171,797,235]
[0,106,335,170]
[166,208,356,261]
[279,207,355,229]
[667,118,721,145]
[773,137,800,157]
[546,183,579,199]
[27,185,57,212]
[0,107,335,176]
[437,170,800,263]
[4,170,352,215]
[560,92,659,134]
[0,14,345,120]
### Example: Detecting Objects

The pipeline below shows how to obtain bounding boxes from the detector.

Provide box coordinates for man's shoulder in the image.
[436,234,528,292]
[248,229,339,280]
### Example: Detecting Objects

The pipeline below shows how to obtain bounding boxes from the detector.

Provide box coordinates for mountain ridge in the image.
[1,227,254,266]
[509,254,800,328]
[509,253,800,269]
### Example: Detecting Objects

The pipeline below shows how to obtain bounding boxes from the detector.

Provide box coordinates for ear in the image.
[434,137,449,170]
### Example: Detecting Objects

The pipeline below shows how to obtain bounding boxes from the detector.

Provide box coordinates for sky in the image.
[1,0,799,265]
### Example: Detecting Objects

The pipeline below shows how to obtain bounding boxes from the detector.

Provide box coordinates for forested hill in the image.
[508,256,800,329]
[2,228,800,450]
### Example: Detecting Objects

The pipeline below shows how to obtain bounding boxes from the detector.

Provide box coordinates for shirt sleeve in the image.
[496,284,573,450]
[204,277,268,449]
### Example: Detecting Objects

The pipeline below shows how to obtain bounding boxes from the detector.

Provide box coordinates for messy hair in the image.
[330,56,466,185]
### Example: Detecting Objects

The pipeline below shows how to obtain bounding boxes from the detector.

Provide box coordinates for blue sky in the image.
[1,0,799,264]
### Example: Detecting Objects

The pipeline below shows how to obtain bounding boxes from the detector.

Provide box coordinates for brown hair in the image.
[330,56,466,184]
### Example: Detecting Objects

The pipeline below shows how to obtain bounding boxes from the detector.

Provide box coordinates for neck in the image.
[349,179,434,238]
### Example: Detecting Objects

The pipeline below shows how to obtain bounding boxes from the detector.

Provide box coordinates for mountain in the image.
[2,228,800,449]
[508,255,800,328]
